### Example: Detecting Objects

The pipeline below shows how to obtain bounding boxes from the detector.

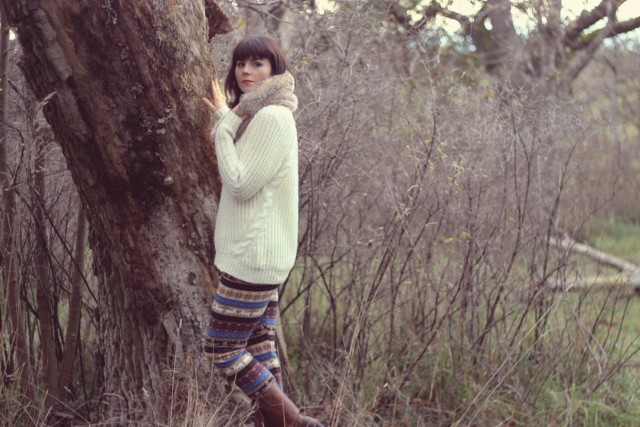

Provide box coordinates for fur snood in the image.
[233,71,297,141]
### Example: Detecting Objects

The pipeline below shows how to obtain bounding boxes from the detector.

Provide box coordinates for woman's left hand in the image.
[202,79,226,113]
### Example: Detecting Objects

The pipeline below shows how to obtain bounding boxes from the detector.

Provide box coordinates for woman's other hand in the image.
[202,79,226,113]
[231,106,249,121]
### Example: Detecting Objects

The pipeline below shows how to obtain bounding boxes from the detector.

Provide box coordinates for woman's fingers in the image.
[211,79,220,98]
[204,79,225,113]
[202,97,216,112]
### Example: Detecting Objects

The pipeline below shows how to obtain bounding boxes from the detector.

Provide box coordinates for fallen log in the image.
[547,274,640,294]
[548,234,640,294]
[549,236,640,274]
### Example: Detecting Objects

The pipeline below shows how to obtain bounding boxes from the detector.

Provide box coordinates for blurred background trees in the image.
[1,0,640,425]
[386,0,640,94]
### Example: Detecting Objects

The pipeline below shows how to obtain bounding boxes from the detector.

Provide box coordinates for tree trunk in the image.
[1,1,231,422]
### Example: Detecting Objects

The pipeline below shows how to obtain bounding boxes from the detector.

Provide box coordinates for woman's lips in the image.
[242,80,254,84]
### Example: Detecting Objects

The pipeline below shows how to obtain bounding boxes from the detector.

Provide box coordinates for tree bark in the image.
[1,1,231,422]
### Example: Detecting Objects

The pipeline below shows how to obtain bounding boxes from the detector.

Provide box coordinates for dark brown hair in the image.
[224,36,294,108]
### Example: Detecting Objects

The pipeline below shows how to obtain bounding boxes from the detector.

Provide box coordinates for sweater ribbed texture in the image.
[212,105,298,284]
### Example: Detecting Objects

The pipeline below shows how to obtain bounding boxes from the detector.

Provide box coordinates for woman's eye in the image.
[236,62,244,67]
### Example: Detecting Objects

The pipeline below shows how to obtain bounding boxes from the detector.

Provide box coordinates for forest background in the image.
[1,0,640,426]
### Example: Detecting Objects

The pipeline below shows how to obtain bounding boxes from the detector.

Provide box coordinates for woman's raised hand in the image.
[202,79,226,113]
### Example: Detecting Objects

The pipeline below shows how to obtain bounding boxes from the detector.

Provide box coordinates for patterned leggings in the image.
[205,273,282,399]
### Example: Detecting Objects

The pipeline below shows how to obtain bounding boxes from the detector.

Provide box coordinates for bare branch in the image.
[559,0,616,90]
[385,3,427,36]
[424,2,472,36]
[610,15,640,35]
[565,0,627,41]
[58,208,87,397]
[386,2,472,37]
[569,15,640,50]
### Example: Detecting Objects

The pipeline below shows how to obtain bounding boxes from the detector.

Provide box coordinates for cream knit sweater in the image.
[212,104,298,284]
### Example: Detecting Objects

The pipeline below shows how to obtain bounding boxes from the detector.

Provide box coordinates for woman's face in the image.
[235,57,272,94]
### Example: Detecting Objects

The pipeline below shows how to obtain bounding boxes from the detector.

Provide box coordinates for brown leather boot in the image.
[256,385,325,427]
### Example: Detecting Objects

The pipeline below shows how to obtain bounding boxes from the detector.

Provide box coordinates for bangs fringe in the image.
[232,38,273,62]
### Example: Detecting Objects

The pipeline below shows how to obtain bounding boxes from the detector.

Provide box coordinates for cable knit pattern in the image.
[211,74,298,285]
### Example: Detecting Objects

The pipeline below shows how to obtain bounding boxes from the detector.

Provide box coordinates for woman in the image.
[202,36,324,427]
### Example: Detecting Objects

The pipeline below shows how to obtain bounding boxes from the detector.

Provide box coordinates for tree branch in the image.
[565,0,627,41]
[569,15,640,49]
[559,0,616,90]
[385,3,426,36]
[610,15,640,35]
[424,3,472,36]
[386,2,472,37]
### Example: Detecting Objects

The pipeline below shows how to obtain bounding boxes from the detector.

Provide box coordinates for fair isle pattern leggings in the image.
[205,274,283,399]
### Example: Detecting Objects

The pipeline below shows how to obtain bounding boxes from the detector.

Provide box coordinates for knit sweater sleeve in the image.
[214,106,294,201]
[214,106,230,122]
